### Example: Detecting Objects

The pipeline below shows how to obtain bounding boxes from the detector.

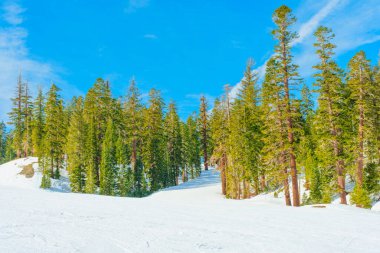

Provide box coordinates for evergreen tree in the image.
[186,113,201,179]
[261,57,291,205]
[347,51,374,207]
[0,122,6,163]
[199,96,210,171]
[66,96,86,192]
[210,86,232,197]
[8,73,25,158]
[83,78,113,192]
[31,87,45,157]
[272,5,301,206]
[165,102,182,186]
[142,88,167,191]
[21,82,33,157]
[4,133,15,162]
[116,130,132,196]
[312,26,348,204]
[125,79,145,195]
[42,84,66,180]
[297,84,316,194]
[100,118,117,195]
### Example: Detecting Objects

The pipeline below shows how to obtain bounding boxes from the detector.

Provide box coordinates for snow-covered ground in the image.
[1,158,380,253]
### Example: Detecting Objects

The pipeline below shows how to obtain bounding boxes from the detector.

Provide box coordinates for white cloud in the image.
[295,0,380,77]
[228,0,380,99]
[2,1,25,25]
[0,2,75,122]
[144,34,157,39]
[293,0,345,46]
[124,0,150,13]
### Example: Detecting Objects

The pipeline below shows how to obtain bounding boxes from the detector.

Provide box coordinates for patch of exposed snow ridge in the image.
[0,159,379,253]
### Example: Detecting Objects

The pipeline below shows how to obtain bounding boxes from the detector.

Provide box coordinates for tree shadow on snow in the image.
[162,169,220,191]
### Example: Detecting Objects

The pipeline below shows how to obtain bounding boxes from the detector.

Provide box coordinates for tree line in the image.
[2,5,379,207]
[4,77,208,196]
[207,5,379,208]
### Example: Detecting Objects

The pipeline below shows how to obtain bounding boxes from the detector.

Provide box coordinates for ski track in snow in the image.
[0,158,380,253]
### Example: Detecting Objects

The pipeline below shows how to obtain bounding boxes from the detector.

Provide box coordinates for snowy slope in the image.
[0,160,380,253]
[0,157,70,192]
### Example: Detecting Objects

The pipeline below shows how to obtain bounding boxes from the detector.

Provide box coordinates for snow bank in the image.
[0,157,70,192]
[1,161,380,252]
[372,201,380,212]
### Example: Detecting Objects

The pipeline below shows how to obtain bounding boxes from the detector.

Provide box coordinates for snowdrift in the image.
[0,159,380,252]
[0,157,70,191]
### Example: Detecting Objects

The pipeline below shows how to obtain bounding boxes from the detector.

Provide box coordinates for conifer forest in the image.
[1,2,380,252]
[1,5,379,209]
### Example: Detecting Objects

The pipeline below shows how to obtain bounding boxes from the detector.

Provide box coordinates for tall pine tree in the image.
[272,5,301,206]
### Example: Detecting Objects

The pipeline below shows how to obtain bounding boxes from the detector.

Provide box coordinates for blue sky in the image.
[0,0,379,121]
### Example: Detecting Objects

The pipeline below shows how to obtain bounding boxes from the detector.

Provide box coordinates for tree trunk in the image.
[280,151,291,206]
[131,138,137,173]
[282,40,300,207]
[221,155,227,195]
[357,102,364,187]
[357,70,364,187]
[260,174,266,191]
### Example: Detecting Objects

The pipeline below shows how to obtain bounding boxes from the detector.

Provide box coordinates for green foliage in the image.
[0,122,6,163]
[364,163,380,194]
[165,102,182,186]
[4,6,380,205]
[42,84,66,180]
[142,89,167,192]
[199,95,210,171]
[31,87,45,157]
[66,97,86,192]
[8,74,33,158]
[350,185,372,209]
[100,118,117,195]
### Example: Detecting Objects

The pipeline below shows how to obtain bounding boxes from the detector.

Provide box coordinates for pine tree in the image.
[210,85,234,197]
[4,133,15,162]
[347,51,374,208]
[312,26,348,204]
[83,78,113,192]
[125,79,145,195]
[180,121,189,182]
[261,57,291,206]
[66,96,86,192]
[100,118,117,195]
[42,84,66,180]
[165,102,182,186]
[297,84,316,194]
[31,87,45,157]
[0,121,6,163]
[116,130,132,196]
[21,82,33,157]
[8,73,25,158]
[272,5,301,206]
[84,118,98,193]
[199,96,210,171]
[142,88,167,191]
[236,59,263,197]
[185,113,201,179]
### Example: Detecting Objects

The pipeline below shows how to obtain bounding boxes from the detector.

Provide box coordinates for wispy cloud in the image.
[295,0,380,77]
[124,0,150,13]
[144,33,158,39]
[293,0,344,45]
[0,2,77,122]
[229,0,380,99]
[2,1,25,25]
